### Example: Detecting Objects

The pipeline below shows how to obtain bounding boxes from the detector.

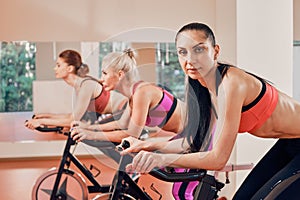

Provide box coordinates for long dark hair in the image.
[176,22,216,46]
[176,22,217,152]
[182,77,212,152]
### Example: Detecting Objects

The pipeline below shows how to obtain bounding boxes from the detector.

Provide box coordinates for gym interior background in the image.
[0,0,299,199]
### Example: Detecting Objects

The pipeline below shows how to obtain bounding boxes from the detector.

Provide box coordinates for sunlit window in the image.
[156,43,185,100]
[99,42,129,77]
[0,41,36,112]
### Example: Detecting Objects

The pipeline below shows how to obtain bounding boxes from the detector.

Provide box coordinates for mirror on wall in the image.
[0,41,185,143]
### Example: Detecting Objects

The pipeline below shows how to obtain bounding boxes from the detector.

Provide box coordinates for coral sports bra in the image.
[80,78,110,114]
[217,64,279,133]
[239,80,278,133]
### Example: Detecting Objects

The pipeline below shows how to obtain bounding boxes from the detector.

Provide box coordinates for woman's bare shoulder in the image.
[79,78,101,89]
[221,67,249,87]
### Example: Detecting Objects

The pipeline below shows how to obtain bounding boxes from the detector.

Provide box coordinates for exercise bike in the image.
[95,140,225,200]
[31,127,225,200]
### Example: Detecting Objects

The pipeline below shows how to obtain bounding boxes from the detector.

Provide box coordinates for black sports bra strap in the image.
[158,96,177,128]
[242,77,266,112]
[79,76,101,88]
[216,64,229,95]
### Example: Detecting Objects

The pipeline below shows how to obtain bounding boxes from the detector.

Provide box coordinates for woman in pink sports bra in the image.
[25,49,127,130]
[71,48,186,143]
[120,22,300,200]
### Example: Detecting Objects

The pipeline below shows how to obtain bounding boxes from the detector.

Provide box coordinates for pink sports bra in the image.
[132,81,177,128]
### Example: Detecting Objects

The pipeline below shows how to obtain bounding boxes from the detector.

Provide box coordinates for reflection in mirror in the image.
[0,41,186,143]
[156,43,185,100]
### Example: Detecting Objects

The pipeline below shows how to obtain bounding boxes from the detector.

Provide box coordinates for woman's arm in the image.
[71,128,129,143]
[127,70,248,173]
[25,114,74,129]
[120,136,186,154]
[33,113,70,119]
[125,85,155,138]
[72,80,98,121]
[87,105,131,131]
[25,80,97,129]
[83,84,154,136]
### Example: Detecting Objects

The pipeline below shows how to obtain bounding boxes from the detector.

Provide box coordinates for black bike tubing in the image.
[110,154,152,200]
[69,153,110,193]
[110,171,152,200]
[50,138,73,200]
[110,171,125,200]
[193,175,217,200]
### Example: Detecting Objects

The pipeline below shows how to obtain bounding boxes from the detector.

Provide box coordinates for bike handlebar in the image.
[149,168,207,182]
[35,126,66,134]
[120,140,208,182]
[35,126,64,132]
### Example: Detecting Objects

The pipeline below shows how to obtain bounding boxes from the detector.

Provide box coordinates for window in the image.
[99,42,129,77]
[156,43,185,100]
[0,42,36,112]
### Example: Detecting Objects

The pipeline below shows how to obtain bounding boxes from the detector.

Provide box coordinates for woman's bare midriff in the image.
[250,91,300,139]
[162,102,185,133]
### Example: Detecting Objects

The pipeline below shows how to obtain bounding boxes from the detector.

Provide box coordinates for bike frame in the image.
[48,132,111,200]
[34,127,224,200]
[109,149,224,200]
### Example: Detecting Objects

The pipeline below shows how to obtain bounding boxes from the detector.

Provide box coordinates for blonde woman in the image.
[71,48,186,143]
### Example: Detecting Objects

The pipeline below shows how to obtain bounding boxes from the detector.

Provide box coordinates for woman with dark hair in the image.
[121,22,300,199]
[25,49,127,129]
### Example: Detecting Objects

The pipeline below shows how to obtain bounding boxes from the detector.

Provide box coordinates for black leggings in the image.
[233,138,300,200]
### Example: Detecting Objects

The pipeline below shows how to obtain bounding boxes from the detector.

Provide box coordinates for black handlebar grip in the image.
[35,126,63,132]
[121,140,130,149]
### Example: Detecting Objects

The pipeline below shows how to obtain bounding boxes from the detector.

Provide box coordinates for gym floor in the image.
[0,155,174,200]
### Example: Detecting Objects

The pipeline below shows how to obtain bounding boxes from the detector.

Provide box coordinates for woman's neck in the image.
[116,80,133,98]
[64,74,80,88]
[198,67,218,95]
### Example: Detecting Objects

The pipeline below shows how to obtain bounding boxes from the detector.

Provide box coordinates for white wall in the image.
[294,0,300,40]
[236,0,293,195]
[293,44,300,101]
[0,0,216,42]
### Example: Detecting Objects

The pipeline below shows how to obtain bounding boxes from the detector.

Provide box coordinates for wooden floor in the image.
[0,155,174,200]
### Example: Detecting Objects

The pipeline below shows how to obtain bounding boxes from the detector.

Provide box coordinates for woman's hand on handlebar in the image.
[71,120,90,129]
[119,136,149,155]
[70,126,98,142]
[32,113,50,119]
[25,119,42,130]
[126,151,166,174]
